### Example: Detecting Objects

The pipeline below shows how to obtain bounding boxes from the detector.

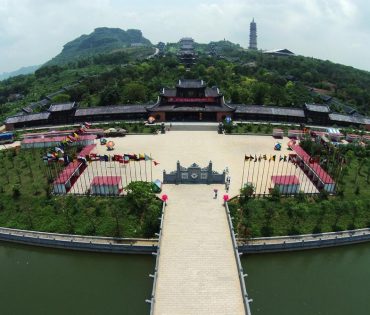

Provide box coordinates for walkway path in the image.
[153,185,245,315]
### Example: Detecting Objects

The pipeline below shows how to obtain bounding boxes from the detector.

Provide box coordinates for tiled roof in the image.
[235,105,305,117]
[148,104,234,112]
[91,176,122,186]
[305,103,330,113]
[48,102,76,112]
[176,79,205,88]
[5,112,50,124]
[329,113,365,124]
[271,175,300,185]
[75,105,148,116]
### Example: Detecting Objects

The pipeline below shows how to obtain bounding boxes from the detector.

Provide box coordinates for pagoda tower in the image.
[248,18,257,50]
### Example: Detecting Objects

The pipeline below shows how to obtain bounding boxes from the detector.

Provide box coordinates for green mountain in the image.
[46,28,152,65]
[2,36,370,124]
[0,65,40,81]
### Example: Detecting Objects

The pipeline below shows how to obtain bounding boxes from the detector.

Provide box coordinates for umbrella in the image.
[274,142,282,150]
[161,194,168,202]
[106,141,115,150]
[100,138,107,145]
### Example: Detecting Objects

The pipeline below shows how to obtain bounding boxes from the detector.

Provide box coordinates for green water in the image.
[1,241,369,315]
[0,242,153,315]
[243,242,370,315]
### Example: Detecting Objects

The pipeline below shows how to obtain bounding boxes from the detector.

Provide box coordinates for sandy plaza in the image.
[69,131,318,196]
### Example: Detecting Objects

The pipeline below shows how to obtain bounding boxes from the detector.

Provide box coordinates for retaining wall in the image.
[238,228,370,253]
[0,227,157,254]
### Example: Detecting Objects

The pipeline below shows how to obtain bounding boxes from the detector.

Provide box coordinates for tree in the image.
[240,184,254,204]
[125,181,156,215]
[99,85,121,106]
[122,82,147,103]
[51,93,70,103]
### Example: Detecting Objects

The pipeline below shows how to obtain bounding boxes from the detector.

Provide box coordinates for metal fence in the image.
[46,157,154,196]
[0,226,157,254]
[238,228,370,253]
[225,202,252,315]
[147,201,166,315]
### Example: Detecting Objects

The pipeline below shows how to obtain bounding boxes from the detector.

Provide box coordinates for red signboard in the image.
[168,97,216,103]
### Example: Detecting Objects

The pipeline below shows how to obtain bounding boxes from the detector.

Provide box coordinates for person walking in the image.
[213,188,218,199]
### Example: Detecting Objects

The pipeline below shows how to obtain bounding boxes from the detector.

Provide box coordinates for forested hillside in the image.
[47,28,152,66]
[1,39,370,124]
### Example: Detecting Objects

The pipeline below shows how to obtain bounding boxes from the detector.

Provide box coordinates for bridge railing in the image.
[225,201,252,315]
[147,201,166,315]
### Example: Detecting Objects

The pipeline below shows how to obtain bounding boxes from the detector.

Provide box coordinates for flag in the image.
[258,155,262,162]
[245,155,250,161]
[124,155,130,164]
[145,154,153,161]
[272,155,276,161]
[254,154,257,162]
[284,155,287,162]
[153,161,160,166]
[263,154,267,160]
[279,155,284,162]
[139,153,145,160]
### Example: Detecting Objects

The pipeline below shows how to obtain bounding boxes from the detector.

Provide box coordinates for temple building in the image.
[147,79,235,121]
[178,37,196,67]
[4,79,370,130]
[248,18,257,50]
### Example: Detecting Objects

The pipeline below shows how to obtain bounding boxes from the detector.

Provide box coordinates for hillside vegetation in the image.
[47,27,152,66]
[1,36,370,124]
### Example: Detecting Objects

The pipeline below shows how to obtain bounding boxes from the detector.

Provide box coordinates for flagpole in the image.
[133,157,138,181]
[254,156,262,195]
[150,153,153,182]
[250,156,256,192]
[128,160,133,183]
[263,156,273,195]
[259,156,267,195]
[245,155,252,187]
[138,159,143,181]
[269,155,277,194]
[144,158,148,182]
[240,157,246,190]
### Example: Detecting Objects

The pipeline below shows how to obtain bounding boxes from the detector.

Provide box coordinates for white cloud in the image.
[0,0,369,73]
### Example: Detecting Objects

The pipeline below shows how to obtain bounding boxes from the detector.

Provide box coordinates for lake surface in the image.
[243,242,370,315]
[0,242,154,315]
[1,241,369,315]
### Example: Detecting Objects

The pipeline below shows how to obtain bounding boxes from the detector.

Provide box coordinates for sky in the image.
[1,0,370,73]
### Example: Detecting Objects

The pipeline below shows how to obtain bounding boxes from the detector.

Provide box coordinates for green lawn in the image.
[230,142,370,238]
[0,148,161,238]
[225,122,298,135]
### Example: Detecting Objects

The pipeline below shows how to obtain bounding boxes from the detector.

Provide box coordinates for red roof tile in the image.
[91,176,122,186]
[271,175,300,185]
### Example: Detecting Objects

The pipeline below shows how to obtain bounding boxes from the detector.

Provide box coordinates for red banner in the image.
[167,97,215,103]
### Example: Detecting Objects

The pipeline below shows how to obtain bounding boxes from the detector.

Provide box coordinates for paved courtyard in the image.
[153,185,245,315]
[72,131,317,196]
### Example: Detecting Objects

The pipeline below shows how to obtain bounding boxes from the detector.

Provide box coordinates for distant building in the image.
[7,93,24,102]
[147,79,234,122]
[178,38,196,68]
[157,42,166,55]
[248,18,257,50]
[263,49,295,56]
